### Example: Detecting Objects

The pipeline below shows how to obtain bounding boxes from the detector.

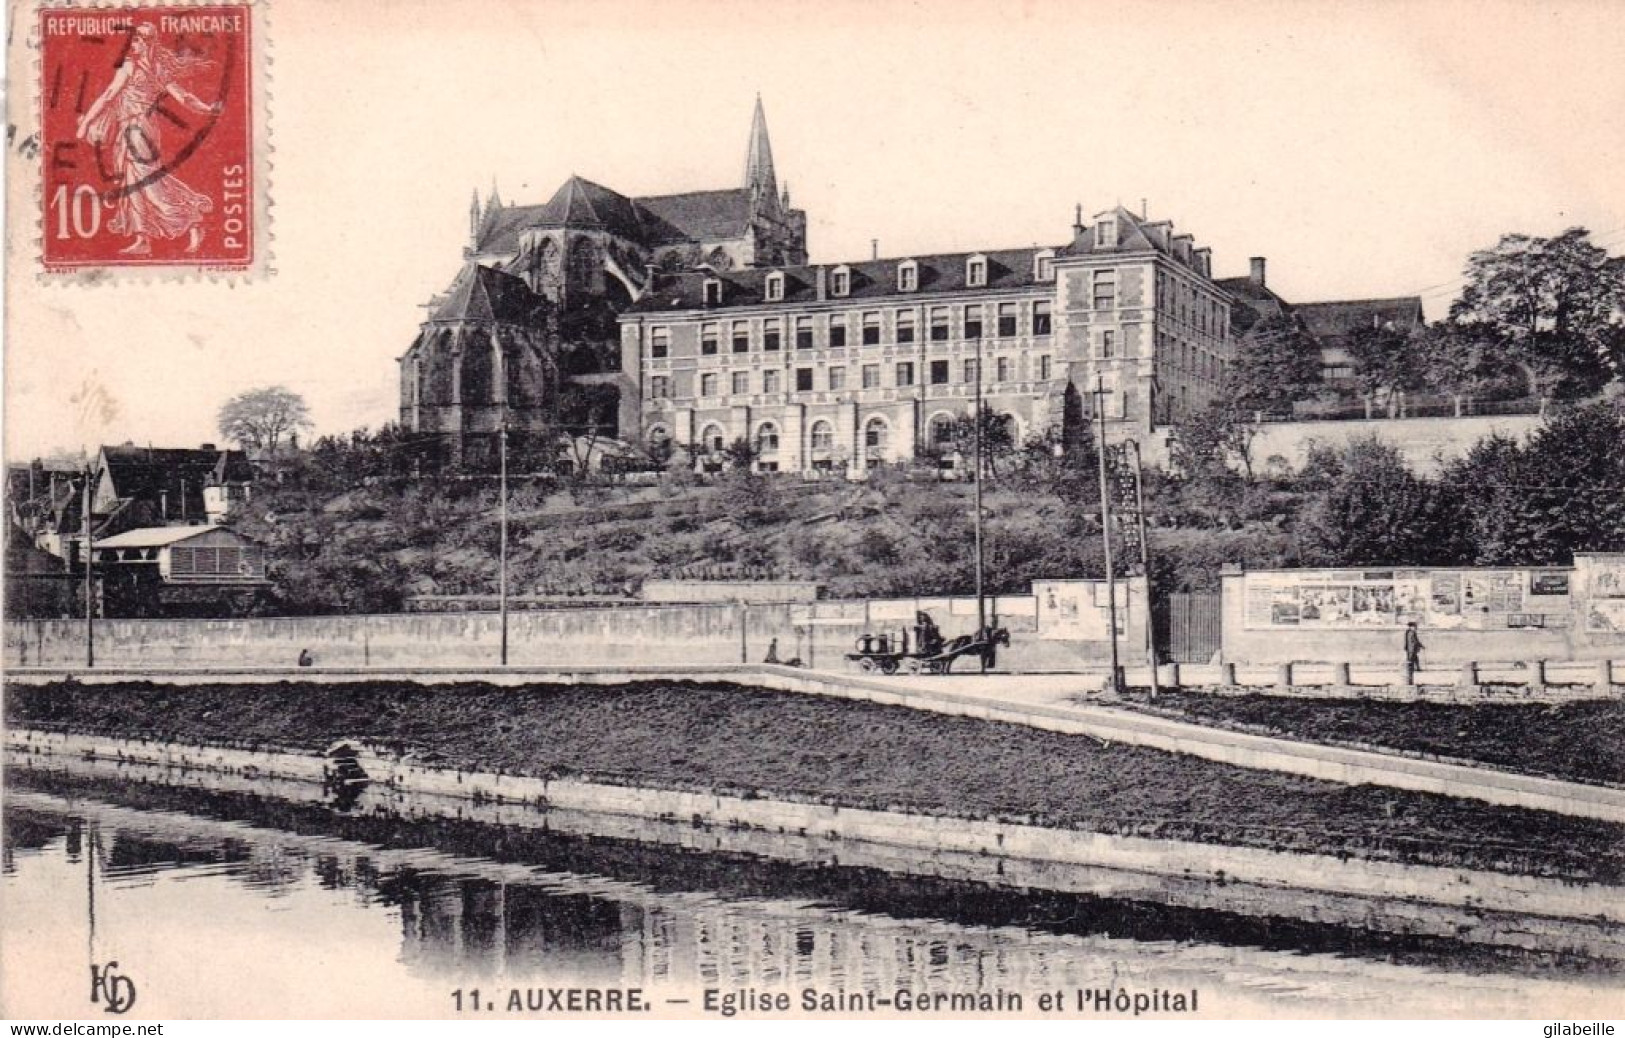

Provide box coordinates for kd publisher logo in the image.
[89,960,137,1014]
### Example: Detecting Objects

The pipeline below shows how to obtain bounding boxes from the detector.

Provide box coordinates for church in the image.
[399,100,1420,472]
[398,98,806,466]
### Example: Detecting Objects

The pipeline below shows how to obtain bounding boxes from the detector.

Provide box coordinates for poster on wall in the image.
[1590,558,1625,599]
[1586,599,1625,633]
[1530,571,1571,596]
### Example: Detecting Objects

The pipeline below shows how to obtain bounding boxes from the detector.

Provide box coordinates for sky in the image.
[5,0,1624,462]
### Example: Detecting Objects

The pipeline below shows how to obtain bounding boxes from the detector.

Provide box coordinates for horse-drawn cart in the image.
[844,611,1009,675]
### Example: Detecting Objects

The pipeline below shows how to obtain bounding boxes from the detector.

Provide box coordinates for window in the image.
[862,363,880,389]
[895,310,916,344]
[795,317,813,350]
[1093,271,1117,310]
[1039,355,1052,380]
[756,422,780,453]
[1035,250,1054,281]
[650,375,670,399]
[1033,300,1052,336]
[765,273,784,301]
[831,267,850,297]
[763,318,782,351]
[650,327,669,358]
[964,358,980,383]
[796,367,814,392]
[862,312,881,346]
[996,356,1013,383]
[829,315,847,348]
[701,323,719,355]
[930,415,955,446]
[701,424,725,453]
[732,320,750,353]
[732,371,749,395]
[997,302,1018,337]
[966,256,986,287]
[829,366,847,391]
[1102,330,1116,358]
[864,417,888,452]
[930,359,950,384]
[701,373,718,396]
[810,420,834,450]
[763,369,780,394]
[898,261,918,292]
[930,307,950,342]
[703,279,722,305]
[895,361,914,386]
[963,305,983,339]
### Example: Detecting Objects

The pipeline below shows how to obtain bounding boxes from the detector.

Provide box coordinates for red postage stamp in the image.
[39,4,259,274]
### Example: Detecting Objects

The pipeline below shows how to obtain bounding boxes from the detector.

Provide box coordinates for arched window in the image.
[700,424,726,454]
[647,426,671,450]
[929,413,956,447]
[756,422,780,453]
[567,237,598,287]
[458,331,495,405]
[864,417,889,453]
[810,420,834,451]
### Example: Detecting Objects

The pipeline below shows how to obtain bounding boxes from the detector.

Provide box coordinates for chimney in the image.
[1249,257,1267,287]
[200,442,216,451]
[1073,203,1084,234]
[871,239,879,261]
[815,265,828,301]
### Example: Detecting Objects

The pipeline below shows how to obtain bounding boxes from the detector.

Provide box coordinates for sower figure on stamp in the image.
[75,23,223,256]
[1403,621,1424,680]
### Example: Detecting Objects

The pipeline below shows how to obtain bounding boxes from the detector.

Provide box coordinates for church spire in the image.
[470,188,482,239]
[744,94,778,213]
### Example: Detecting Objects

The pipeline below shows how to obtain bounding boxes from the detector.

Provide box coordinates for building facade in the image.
[620,205,1234,471]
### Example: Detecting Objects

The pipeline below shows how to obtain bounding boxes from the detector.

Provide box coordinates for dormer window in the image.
[1096,218,1117,248]
[831,265,851,297]
[1034,249,1055,282]
[764,272,785,302]
[703,278,723,306]
[966,255,987,288]
[897,260,918,292]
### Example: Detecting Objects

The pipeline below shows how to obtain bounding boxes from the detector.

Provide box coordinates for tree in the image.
[1294,437,1463,567]
[1059,380,1096,471]
[1416,320,1529,409]
[1226,313,1325,415]
[942,404,1018,477]
[1441,402,1625,564]
[217,386,312,454]
[1449,228,1625,402]
[1346,324,1427,413]
[1169,403,1262,481]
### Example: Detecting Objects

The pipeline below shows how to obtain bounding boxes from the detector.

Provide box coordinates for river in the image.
[2,764,1619,1020]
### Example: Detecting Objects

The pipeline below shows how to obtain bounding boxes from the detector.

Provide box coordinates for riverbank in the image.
[8,677,1624,884]
[1112,692,1625,787]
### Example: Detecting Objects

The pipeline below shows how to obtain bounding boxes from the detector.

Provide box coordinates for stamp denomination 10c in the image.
[40,3,259,274]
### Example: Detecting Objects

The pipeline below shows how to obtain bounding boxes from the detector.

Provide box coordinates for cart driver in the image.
[915,611,944,657]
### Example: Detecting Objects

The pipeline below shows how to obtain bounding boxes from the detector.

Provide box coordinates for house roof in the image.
[99,445,253,509]
[627,246,1058,313]
[95,525,239,549]
[1295,297,1425,338]
[429,263,547,324]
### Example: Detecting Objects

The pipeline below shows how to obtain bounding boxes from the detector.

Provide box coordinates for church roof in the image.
[628,246,1057,312]
[635,188,752,244]
[429,263,545,324]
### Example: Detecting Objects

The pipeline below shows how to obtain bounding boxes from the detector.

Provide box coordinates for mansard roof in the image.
[429,263,546,325]
[627,246,1058,313]
[635,188,753,245]
[1058,206,1162,257]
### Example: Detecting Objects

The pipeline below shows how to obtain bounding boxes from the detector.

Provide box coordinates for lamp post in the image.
[498,420,509,667]
[1123,438,1158,700]
[972,327,987,671]
[1093,377,1121,694]
[82,463,97,668]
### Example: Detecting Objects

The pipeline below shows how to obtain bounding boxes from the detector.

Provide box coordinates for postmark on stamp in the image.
[38,3,261,275]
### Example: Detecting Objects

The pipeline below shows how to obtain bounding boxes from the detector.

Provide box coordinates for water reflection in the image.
[3,765,1620,1020]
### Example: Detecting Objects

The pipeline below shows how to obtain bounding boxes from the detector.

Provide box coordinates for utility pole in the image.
[1125,439,1158,700]
[1093,378,1120,694]
[82,464,96,668]
[499,421,509,667]
[972,327,987,672]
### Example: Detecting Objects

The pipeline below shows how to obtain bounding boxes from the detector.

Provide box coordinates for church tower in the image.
[745,95,779,217]
[740,97,806,266]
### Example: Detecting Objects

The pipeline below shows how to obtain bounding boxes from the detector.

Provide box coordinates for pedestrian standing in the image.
[1403,622,1424,678]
